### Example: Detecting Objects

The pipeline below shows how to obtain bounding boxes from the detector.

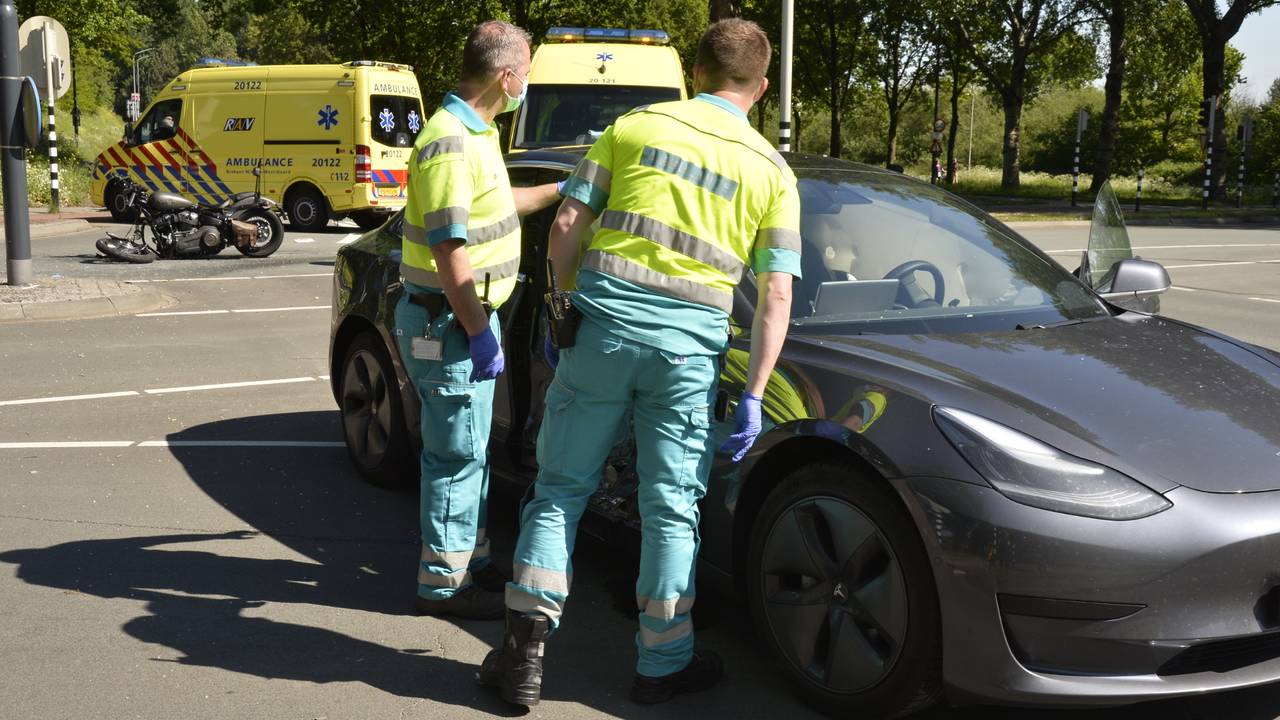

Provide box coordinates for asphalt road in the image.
[1,219,1279,720]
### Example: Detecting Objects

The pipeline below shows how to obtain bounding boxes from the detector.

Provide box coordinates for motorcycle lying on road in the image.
[96,168,285,263]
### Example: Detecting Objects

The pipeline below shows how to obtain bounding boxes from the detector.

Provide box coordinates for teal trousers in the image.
[395,293,496,600]
[507,317,718,677]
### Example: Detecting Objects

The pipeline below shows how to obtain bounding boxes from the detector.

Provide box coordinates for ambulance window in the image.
[371,95,425,148]
[515,85,682,149]
[134,99,182,145]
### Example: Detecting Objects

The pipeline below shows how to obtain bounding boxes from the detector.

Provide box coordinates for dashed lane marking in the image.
[136,309,228,317]
[1249,297,1280,304]
[293,237,315,244]
[0,391,140,407]
[0,440,344,449]
[0,441,135,449]
[1163,260,1280,270]
[338,234,361,245]
[1046,243,1280,255]
[145,377,316,395]
[128,272,331,283]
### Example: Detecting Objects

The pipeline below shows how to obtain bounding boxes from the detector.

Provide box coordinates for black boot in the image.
[477,609,551,707]
[630,649,724,704]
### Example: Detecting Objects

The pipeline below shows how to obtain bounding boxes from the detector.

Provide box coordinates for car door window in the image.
[134,99,182,145]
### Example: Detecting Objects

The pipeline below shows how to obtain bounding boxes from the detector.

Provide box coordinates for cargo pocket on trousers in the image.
[422,379,480,462]
[675,405,713,496]
[536,378,577,473]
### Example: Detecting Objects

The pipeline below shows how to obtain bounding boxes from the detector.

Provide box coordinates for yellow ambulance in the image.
[91,60,424,232]
[508,28,687,151]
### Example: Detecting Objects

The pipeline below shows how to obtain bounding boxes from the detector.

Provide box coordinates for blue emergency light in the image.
[546,27,670,45]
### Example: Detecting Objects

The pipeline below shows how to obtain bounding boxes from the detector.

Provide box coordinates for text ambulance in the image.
[91,60,424,232]
[509,28,687,152]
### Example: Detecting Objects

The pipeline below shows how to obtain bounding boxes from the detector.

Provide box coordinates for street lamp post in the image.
[131,47,154,122]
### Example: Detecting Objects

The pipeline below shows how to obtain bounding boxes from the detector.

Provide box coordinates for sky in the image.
[1234,3,1280,102]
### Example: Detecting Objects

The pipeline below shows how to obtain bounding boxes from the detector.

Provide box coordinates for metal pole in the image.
[43,20,57,213]
[1273,171,1278,209]
[71,42,79,138]
[778,0,793,152]
[1135,167,1143,212]
[1,2,32,286]
[1202,95,1216,211]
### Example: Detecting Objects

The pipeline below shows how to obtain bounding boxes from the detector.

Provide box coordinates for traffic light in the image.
[1197,100,1212,128]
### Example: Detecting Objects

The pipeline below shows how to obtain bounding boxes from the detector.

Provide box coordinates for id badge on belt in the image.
[411,319,444,361]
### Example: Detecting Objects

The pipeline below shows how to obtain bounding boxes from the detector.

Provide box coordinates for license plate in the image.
[375,185,402,198]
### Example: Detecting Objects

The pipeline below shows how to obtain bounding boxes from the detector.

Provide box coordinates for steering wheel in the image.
[883,260,946,308]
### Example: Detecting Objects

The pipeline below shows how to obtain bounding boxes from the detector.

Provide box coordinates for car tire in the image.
[285,185,329,232]
[746,461,942,718]
[105,181,136,222]
[339,330,415,488]
[350,210,387,232]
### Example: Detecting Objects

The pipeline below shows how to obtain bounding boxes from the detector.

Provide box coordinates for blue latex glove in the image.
[543,335,560,369]
[720,392,763,463]
[468,327,505,382]
[556,179,567,196]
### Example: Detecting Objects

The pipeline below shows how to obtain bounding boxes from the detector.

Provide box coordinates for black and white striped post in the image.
[1135,167,1144,212]
[1273,171,1278,209]
[1236,114,1252,209]
[1202,95,1217,211]
[778,0,793,152]
[46,97,57,213]
[1071,108,1087,207]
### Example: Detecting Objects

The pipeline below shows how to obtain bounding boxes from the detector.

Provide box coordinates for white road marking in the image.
[128,272,330,284]
[0,390,140,407]
[1169,286,1197,292]
[1164,260,1280,269]
[1047,243,1280,255]
[144,377,317,395]
[293,237,315,244]
[138,305,328,317]
[317,375,330,381]
[1249,297,1280,304]
[0,441,135,449]
[251,272,332,280]
[136,440,345,448]
[136,309,230,317]
[338,234,361,245]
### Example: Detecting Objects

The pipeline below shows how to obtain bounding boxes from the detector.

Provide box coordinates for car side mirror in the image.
[1096,258,1170,313]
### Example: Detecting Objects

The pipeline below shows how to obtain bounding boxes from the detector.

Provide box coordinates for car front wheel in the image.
[746,461,942,718]
[339,330,415,488]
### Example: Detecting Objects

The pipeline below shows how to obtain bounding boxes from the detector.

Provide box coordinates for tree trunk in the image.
[1090,3,1126,193]
[710,0,742,21]
[827,8,842,158]
[1001,95,1023,189]
[885,110,899,166]
[946,77,962,184]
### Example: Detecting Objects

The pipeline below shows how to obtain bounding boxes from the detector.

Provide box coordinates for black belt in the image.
[408,292,448,316]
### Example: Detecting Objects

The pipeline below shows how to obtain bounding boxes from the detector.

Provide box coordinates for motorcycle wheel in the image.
[236,209,285,258]
[97,235,157,264]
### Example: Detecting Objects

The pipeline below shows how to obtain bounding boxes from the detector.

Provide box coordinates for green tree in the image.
[955,0,1093,188]
[139,0,239,99]
[795,0,872,157]
[240,5,333,65]
[865,1,933,166]
[17,0,149,62]
[1120,0,1201,163]
[1182,0,1278,196]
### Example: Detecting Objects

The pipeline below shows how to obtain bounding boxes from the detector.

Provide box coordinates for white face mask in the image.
[503,69,528,114]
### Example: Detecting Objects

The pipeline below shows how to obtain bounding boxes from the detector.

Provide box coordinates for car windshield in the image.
[513,85,682,149]
[782,168,1109,334]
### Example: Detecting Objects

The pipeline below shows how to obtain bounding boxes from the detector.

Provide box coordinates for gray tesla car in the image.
[329,150,1280,717]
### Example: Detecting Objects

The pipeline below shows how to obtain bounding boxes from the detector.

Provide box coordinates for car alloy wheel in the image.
[339,331,413,488]
[747,462,941,718]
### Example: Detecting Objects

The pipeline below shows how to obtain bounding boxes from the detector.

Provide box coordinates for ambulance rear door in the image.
[361,69,423,209]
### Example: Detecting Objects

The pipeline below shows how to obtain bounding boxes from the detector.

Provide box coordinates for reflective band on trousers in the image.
[421,545,471,571]
[599,210,744,278]
[572,158,612,192]
[637,595,696,622]
[640,145,739,201]
[582,249,734,312]
[416,135,464,163]
[400,254,521,290]
[417,565,469,588]
[640,618,693,647]
[756,227,802,253]
[512,562,571,595]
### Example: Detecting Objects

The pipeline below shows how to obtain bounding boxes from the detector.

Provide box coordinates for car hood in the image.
[817,314,1280,493]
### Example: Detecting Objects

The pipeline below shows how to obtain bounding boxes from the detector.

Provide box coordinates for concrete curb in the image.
[0,287,169,323]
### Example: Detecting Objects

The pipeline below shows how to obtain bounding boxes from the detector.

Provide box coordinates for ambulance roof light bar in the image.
[193,57,257,68]
[546,27,670,45]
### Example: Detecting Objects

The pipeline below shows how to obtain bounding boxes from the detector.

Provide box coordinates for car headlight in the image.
[933,406,1172,520]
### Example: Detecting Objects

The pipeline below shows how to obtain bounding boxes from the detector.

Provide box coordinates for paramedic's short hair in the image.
[696,19,771,90]
[461,20,532,82]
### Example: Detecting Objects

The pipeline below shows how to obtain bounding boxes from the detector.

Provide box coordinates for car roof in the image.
[506,147,900,179]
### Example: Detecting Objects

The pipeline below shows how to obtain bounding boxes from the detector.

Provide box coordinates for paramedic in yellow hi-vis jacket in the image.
[479,19,801,707]
[397,20,561,620]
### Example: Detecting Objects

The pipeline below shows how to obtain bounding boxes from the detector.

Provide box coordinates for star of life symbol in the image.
[379,108,396,133]
[596,52,614,62]
[407,110,421,134]
[317,104,339,130]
